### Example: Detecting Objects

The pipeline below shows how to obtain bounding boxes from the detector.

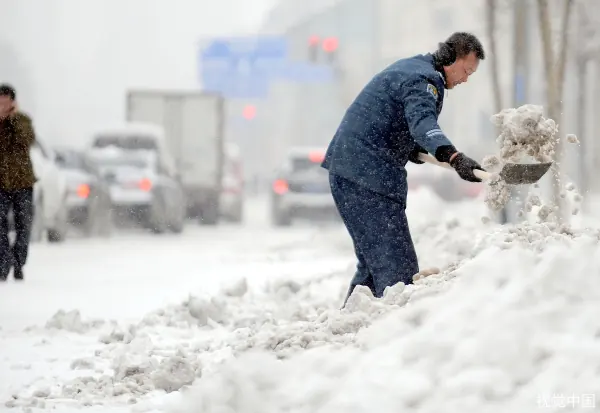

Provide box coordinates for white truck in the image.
[125,90,225,225]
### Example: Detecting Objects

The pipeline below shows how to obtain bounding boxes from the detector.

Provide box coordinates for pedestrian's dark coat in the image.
[322,53,451,204]
[0,112,37,190]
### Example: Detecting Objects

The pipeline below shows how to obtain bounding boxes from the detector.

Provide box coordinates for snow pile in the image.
[482,104,559,211]
[14,213,600,412]
[170,236,600,413]
[41,309,106,334]
[6,211,486,410]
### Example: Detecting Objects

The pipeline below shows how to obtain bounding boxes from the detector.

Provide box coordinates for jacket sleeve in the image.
[399,75,457,163]
[10,113,36,149]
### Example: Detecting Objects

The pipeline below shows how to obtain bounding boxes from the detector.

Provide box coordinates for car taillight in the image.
[76,184,90,199]
[308,151,325,163]
[138,178,153,192]
[233,162,243,181]
[273,179,288,195]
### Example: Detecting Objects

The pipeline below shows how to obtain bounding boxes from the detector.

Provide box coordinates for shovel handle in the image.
[417,153,491,181]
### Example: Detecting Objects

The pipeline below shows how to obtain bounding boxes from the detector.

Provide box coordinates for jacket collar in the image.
[427,53,448,89]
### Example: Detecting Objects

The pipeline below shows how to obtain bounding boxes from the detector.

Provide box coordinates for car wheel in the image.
[30,194,45,243]
[169,201,186,234]
[229,199,244,224]
[199,199,219,225]
[47,198,68,243]
[272,208,292,227]
[47,229,65,243]
[149,198,168,234]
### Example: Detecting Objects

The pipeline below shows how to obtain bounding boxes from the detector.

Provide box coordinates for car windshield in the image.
[94,156,149,169]
[290,157,323,174]
[92,134,158,150]
[56,152,86,170]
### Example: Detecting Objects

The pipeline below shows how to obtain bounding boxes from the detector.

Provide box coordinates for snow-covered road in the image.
[0,196,355,410]
[0,205,352,331]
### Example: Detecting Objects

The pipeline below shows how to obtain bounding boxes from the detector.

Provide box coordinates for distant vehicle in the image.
[270,147,338,226]
[125,90,225,225]
[87,124,186,234]
[29,139,69,242]
[53,148,112,237]
[219,142,244,223]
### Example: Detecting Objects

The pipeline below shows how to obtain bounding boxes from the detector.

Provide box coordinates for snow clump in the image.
[482,104,560,212]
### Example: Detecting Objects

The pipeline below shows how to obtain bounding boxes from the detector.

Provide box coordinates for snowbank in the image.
[169,227,600,413]
[163,106,600,413]
[5,190,486,411]
[11,211,600,412]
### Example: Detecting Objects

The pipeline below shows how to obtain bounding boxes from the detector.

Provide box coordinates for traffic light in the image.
[322,37,338,64]
[308,35,320,62]
[242,105,256,120]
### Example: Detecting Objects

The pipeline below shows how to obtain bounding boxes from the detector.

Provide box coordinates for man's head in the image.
[0,84,16,119]
[433,32,485,89]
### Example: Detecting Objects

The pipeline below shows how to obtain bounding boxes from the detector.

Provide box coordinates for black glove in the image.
[408,142,428,164]
[449,152,485,182]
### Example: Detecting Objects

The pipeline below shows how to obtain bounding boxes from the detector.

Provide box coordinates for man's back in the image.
[321,53,446,203]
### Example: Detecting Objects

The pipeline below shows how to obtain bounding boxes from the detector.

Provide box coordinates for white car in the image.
[29,140,69,242]
[86,145,186,234]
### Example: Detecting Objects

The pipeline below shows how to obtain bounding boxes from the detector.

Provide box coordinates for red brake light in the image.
[308,151,325,163]
[139,178,152,192]
[273,179,288,195]
[76,184,90,198]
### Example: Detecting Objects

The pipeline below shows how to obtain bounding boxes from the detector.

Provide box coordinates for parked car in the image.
[54,148,112,237]
[270,147,338,226]
[86,145,186,234]
[219,143,244,223]
[29,139,70,242]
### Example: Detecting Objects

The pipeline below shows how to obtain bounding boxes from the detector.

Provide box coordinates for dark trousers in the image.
[0,188,34,277]
[329,174,418,303]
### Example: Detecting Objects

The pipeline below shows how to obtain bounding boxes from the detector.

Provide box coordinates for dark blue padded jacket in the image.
[322,53,456,203]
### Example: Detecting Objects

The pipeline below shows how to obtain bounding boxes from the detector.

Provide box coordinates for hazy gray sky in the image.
[0,0,275,147]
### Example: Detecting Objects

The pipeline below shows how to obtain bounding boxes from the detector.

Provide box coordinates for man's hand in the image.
[8,103,18,117]
[408,142,428,164]
[449,152,485,182]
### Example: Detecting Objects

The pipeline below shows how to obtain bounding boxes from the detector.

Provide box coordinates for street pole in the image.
[575,2,589,208]
[503,0,529,223]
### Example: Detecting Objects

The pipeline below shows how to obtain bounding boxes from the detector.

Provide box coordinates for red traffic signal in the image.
[308,35,320,46]
[322,37,338,53]
[242,105,256,120]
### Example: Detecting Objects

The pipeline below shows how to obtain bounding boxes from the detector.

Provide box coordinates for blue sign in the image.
[201,36,288,60]
[199,36,334,99]
[279,62,334,83]
[200,36,287,99]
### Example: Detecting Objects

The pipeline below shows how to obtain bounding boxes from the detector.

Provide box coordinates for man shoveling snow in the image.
[321,32,486,305]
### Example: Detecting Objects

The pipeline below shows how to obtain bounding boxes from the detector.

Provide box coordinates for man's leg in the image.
[329,174,418,298]
[11,188,34,279]
[0,190,12,280]
[330,174,375,297]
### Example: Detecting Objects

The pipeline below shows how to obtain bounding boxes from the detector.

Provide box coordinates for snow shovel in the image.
[416,153,552,185]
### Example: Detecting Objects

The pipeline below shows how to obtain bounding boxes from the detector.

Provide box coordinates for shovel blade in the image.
[499,162,553,185]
